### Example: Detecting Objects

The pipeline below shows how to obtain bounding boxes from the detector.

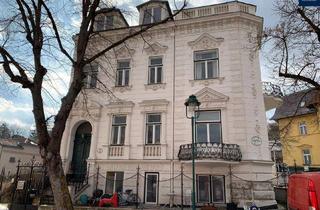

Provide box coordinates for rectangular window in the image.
[194,50,219,80]
[105,172,124,194]
[299,122,307,135]
[116,60,130,86]
[197,175,210,203]
[9,157,15,163]
[111,115,126,145]
[211,176,225,203]
[83,64,98,88]
[197,175,225,203]
[143,7,162,24]
[96,16,105,31]
[148,57,163,84]
[96,15,113,31]
[105,16,114,30]
[196,111,222,143]
[153,7,162,22]
[303,149,311,165]
[146,114,161,144]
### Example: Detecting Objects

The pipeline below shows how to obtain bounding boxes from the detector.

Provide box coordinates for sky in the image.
[0,0,279,135]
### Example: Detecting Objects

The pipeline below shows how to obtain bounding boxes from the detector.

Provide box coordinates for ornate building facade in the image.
[61,1,276,208]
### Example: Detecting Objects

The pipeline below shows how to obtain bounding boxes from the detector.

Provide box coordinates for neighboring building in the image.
[61,1,277,208]
[0,138,41,176]
[272,89,320,172]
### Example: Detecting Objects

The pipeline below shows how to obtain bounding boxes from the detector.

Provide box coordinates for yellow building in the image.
[272,90,320,172]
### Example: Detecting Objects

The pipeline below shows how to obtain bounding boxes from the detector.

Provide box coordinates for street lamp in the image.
[184,94,201,210]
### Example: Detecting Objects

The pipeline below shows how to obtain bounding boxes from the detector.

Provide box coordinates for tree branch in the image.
[279,71,320,89]
[297,8,320,42]
[15,0,33,45]
[40,0,74,63]
[0,51,33,88]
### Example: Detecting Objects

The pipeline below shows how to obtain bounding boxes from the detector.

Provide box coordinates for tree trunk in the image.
[47,154,74,210]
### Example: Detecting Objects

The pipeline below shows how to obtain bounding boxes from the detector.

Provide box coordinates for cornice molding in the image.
[106,100,135,114]
[114,46,135,59]
[112,85,133,93]
[195,87,229,109]
[139,99,169,113]
[144,83,166,91]
[143,42,168,55]
[188,33,224,50]
[189,78,225,87]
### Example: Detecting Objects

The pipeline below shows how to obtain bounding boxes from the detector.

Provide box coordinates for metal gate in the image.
[10,157,52,210]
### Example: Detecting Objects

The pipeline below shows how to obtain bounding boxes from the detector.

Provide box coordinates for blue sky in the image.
[0,0,278,135]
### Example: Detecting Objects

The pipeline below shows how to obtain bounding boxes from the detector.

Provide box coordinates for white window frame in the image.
[299,122,307,135]
[195,110,222,143]
[148,57,163,84]
[111,115,126,145]
[143,7,162,24]
[196,174,225,203]
[194,49,219,80]
[83,65,98,89]
[116,60,130,87]
[145,113,161,144]
[303,149,311,165]
[96,15,114,31]
[105,171,124,194]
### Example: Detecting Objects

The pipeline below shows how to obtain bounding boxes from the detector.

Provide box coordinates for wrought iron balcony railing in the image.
[178,143,242,161]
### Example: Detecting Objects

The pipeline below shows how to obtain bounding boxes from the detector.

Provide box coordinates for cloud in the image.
[0,97,34,129]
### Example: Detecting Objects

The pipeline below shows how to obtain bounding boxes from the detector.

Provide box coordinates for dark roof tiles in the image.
[271,89,319,120]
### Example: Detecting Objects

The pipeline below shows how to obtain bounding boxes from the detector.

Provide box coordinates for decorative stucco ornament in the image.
[251,136,262,146]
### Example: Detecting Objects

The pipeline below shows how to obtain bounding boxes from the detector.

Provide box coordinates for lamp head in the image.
[185,95,201,112]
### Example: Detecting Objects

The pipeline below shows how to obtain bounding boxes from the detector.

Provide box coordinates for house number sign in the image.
[251,136,262,146]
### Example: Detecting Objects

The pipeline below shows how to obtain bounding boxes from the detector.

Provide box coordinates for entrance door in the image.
[71,122,92,182]
[145,173,159,204]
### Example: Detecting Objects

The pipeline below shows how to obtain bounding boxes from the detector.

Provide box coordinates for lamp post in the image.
[184,95,201,210]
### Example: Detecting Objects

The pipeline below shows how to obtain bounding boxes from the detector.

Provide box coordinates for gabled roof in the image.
[271,89,319,121]
[136,0,173,17]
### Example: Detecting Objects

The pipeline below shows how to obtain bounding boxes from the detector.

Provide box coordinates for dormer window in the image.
[96,15,114,31]
[137,1,172,25]
[143,7,162,24]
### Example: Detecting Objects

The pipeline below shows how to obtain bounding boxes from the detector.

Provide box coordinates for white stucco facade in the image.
[0,140,41,176]
[61,1,276,208]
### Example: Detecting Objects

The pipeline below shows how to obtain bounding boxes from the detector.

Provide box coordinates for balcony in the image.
[144,145,161,157]
[178,143,242,162]
[262,82,283,111]
[109,145,124,157]
[174,1,256,20]
[108,145,129,159]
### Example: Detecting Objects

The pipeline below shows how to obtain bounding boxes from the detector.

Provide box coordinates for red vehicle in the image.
[288,172,320,210]
[99,192,118,207]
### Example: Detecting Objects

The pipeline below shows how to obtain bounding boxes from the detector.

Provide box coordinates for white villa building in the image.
[61,1,278,208]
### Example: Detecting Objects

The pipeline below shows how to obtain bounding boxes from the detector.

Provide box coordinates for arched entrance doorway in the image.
[70,122,92,182]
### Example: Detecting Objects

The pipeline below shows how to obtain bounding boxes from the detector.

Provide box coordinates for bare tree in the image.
[264,0,320,90]
[0,0,186,209]
[262,0,320,154]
